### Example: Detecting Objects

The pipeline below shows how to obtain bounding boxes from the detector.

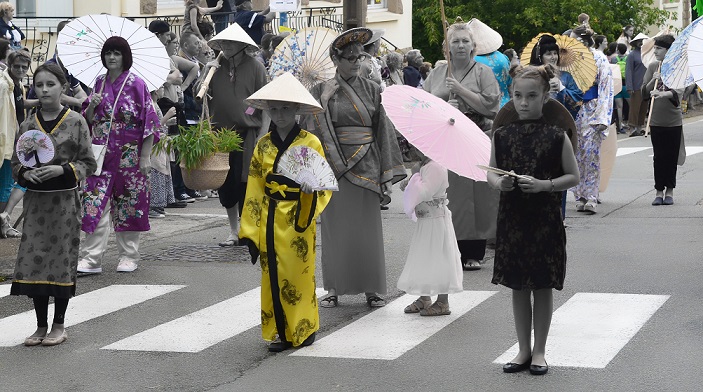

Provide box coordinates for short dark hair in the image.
[33,62,68,87]
[148,20,171,35]
[616,43,627,55]
[101,36,133,71]
[594,35,607,48]
[7,48,31,67]
[653,34,675,50]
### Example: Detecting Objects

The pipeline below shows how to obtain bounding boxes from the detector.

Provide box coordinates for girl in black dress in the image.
[487,65,579,375]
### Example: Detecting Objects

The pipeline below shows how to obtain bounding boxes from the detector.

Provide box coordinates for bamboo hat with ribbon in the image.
[245,72,324,114]
[466,18,503,55]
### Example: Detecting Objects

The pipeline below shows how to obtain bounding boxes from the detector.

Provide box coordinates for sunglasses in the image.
[341,54,369,63]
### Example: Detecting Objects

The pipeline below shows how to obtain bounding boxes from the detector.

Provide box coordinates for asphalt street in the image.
[1,118,703,392]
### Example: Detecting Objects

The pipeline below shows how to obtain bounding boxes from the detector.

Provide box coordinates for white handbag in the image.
[90,73,130,176]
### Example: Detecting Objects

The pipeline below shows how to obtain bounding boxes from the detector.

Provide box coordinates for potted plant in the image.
[155,117,243,190]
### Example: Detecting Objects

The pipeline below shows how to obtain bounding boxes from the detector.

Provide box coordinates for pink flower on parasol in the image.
[381,85,491,181]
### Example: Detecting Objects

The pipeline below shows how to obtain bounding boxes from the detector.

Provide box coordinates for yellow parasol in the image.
[521,33,597,92]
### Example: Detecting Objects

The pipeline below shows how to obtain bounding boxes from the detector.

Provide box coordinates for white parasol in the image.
[56,15,170,92]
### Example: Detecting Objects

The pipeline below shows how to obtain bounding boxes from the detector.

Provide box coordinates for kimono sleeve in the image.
[239,137,268,263]
[295,135,332,232]
[138,80,161,143]
[67,116,98,181]
[555,72,583,118]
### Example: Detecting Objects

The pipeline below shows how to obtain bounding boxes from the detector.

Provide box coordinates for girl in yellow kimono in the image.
[240,73,332,352]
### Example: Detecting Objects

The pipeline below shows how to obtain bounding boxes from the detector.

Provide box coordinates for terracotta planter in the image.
[179,152,230,190]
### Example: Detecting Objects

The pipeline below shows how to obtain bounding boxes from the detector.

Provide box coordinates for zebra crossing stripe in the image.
[685,146,703,156]
[291,290,498,360]
[0,285,10,299]
[102,288,328,352]
[616,147,651,157]
[494,293,669,368]
[0,285,185,347]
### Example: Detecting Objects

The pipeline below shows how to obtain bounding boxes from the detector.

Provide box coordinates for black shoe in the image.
[529,362,549,375]
[188,190,207,201]
[503,357,531,373]
[300,332,316,347]
[380,204,389,210]
[166,200,188,208]
[629,129,644,137]
[268,340,293,353]
[176,193,195,203]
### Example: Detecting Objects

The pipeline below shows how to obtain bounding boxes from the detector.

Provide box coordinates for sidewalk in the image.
[0,200,229,280]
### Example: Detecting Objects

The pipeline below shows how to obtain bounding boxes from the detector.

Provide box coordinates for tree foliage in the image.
[412,0,674,63]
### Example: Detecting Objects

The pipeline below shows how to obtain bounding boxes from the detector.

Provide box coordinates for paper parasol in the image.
[687,22,703,91]
[269,27,339,89]
[56,15,170,92]
[662,15,703,89]
[16,130,55,168]
[381,85,491,181]
[277,146,338,191]
[521,33,597,92]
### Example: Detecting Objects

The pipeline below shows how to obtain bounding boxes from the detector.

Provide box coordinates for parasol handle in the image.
[644,62,662,138]
[196,52,224,103]
[438,0,452,78]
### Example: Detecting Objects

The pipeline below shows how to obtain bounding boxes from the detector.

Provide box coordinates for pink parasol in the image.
[381,85,491,181]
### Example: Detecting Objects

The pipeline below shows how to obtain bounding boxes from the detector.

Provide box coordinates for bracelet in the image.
[549,179,555,192]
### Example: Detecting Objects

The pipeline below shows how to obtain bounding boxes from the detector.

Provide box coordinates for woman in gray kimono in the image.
[306,28,406,308]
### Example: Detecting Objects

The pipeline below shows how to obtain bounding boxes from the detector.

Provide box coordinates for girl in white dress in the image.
[397,151,463,316]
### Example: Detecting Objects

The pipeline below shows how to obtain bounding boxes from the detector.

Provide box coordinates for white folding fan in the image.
[277,146,338,191]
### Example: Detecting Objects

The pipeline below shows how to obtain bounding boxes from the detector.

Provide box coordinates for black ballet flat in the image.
[300,332,316,347]
[530,362,549,375]
[268,340,293,353]
[503,357,531,373]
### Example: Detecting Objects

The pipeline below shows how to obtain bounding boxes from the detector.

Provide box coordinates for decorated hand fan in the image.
[16,130,55,168]
[277,146,338,191]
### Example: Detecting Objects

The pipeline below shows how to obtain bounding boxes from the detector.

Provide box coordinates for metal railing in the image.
[9,7,345,75]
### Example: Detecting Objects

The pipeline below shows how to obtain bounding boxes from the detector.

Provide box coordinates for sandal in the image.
[0,217,20,239]
[366,295,386,308]
[319,295,338,308]
[462,259,481,271]
[420,301,451,316]
[404,298,431,314]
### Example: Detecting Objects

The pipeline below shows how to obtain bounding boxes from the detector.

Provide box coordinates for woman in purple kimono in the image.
[77,36,160,274]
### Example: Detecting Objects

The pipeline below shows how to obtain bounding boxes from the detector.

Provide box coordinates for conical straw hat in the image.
[208,23,257,51]
[245,72,323,114]
[467,18,503,55]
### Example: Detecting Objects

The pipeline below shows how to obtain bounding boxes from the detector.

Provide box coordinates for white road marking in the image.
[0,285,11,298]
[292,290,498,360]
[648,147,703,158]
[494,293,669,368]
[0,285,185,347]
[685,146,703,156]
[616,147,651,157]
[103,288,327,352]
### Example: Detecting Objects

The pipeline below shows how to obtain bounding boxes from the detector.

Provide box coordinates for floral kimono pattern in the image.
[572,49,614,203]
[239,126,332,347]
[81,72,160,233]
